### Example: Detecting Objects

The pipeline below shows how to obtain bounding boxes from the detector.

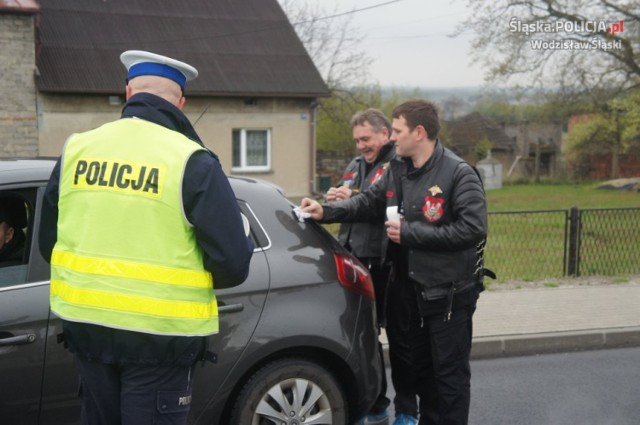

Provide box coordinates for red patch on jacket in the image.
[422,195,444,222]
[342,172,355,180]
[370,168,384,185]
[386,191,395,198]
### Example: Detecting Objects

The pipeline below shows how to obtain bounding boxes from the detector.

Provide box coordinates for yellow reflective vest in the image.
[50,118,218,336]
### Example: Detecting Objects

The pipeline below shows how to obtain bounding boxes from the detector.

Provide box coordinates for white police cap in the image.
[120,50,198,90]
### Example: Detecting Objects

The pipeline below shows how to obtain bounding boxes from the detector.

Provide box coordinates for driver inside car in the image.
[0,205,25,267]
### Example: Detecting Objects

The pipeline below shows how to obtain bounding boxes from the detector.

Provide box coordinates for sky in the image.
[299,0,486,88]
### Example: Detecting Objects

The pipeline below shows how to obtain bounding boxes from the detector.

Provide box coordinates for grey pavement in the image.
[380,282,640,360]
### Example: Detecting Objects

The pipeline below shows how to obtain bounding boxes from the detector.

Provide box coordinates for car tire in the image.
[229,357,348,425]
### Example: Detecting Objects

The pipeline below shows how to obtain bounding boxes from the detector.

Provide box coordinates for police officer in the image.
[39,50,253,425]
[327,109,395,424]
[300,99,488,425]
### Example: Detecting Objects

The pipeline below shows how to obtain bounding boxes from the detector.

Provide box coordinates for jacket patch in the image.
[428,185,443,196]
[370,168,385,185]
[422,195,444,222]
[342,172,356,189]
[370,162,389,186]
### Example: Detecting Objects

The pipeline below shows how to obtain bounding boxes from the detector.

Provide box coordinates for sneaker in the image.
[366,408,389,424]
[392,414,418,425]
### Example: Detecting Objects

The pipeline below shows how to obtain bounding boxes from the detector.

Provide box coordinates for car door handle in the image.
[0,333,37,347]
[218,303,244,314]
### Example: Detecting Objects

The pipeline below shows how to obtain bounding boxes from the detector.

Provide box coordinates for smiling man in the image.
[325,108,395,424]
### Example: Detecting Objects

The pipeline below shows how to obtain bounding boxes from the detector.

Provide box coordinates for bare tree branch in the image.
[600,0,640,21]
[278,0,373,90]
[462,0,640,93]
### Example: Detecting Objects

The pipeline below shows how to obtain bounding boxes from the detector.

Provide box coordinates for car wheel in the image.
[230,357,347,425]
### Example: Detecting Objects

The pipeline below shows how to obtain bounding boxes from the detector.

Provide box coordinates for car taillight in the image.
[334,252,375,300]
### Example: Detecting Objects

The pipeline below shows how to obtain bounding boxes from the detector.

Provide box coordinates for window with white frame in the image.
[232,129,271,172]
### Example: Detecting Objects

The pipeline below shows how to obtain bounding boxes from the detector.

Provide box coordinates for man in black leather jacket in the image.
[300,99,488,425]
[326,109,395,424]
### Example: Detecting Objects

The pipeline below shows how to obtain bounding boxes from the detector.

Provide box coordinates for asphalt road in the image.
[383,347,640,425]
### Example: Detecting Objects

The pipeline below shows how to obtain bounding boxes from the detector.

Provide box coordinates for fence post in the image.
[567,207,580,276]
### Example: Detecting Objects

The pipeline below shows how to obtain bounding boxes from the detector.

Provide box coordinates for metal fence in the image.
[484,207,640,281]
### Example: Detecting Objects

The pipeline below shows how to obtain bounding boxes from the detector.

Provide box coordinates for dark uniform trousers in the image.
[74,357,195,425]
[386,279,475,425]
[359,257,392,415]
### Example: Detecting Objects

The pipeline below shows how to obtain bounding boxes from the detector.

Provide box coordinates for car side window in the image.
[237,201,269,250]
[0,190,35,287]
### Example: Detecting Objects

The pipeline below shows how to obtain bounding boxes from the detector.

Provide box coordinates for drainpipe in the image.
[309,100,319,195]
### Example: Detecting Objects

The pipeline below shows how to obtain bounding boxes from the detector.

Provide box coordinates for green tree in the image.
[475,137,494,161]
[565,90,640,178]
[316,85,383,154]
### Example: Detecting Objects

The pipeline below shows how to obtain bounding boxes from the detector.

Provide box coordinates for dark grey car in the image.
[0,158,382,425]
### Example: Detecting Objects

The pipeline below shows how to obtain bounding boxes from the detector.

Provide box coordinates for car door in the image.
[0,186,73,425]
[189,201,270,423]
[31,186,80,425]
[0,183,270,424]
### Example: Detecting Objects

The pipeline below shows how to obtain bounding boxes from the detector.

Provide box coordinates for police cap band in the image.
[120,50,198,90]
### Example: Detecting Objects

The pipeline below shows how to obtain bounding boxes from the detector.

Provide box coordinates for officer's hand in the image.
[300,198,324,221]
[386,220,401,244]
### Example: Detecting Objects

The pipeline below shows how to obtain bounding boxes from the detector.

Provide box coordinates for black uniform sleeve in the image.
[182,151,254,289]
[38,158,61,263]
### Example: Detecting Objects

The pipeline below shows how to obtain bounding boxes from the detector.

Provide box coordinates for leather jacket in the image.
[335,142,395,259]
[322,141,488,301]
